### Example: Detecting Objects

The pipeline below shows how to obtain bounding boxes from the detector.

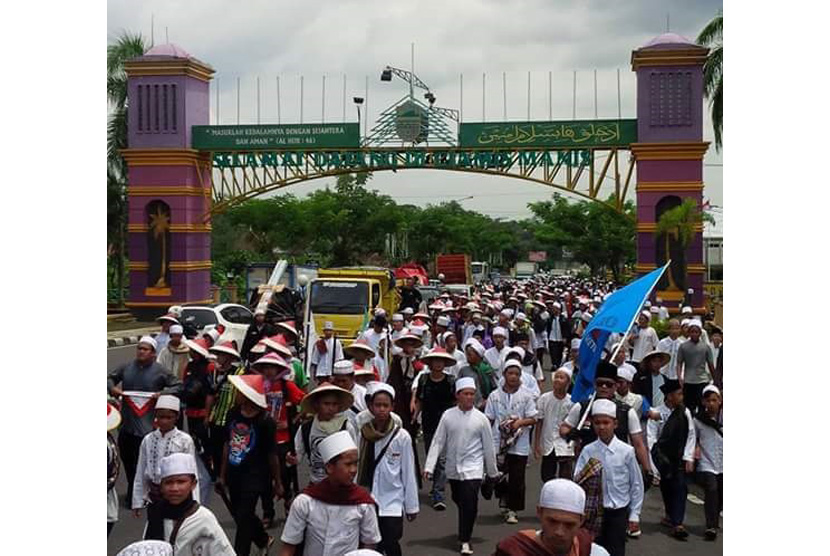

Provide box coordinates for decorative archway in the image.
[121,34,710,315]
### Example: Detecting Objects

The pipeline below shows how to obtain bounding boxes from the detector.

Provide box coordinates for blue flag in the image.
[571,264,669,403]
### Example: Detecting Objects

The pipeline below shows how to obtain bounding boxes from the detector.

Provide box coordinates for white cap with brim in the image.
[319,430,358,464]
[323,321,334,330]
[156,395,181,413]
[539,479,586,515]
[159,453,198,480]
[116,540,174,556]
[456,377,477,393]
[139,336,157,351]
[591,399,617,418]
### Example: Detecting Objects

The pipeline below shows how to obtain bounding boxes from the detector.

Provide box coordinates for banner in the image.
[459,119,637,148]
[571,263,669,402]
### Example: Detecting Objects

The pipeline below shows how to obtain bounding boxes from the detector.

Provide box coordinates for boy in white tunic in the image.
[143,453,235,555]
[280,431,382,556]
[534,367,575,482]
[574,399,644,556]
[357,383,419,556]
[484,360,538,524]
[424,377,499,555]
[133,396,198,519]
[694,384,723,541]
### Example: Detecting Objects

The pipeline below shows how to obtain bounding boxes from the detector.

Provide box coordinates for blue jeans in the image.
[423,430,446,499]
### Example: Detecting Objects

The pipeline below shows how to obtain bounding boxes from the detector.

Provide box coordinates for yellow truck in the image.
[303,267,400,344]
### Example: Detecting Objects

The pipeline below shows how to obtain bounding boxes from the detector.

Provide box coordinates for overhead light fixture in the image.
[380,68,393,81]
[424,92,436,105]
[353,97,364,105]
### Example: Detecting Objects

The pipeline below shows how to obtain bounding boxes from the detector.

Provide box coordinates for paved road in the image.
[107,346,722,556]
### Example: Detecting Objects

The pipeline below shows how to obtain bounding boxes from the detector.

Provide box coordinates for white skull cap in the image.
[539,479,586,515]
[318,430,357,463]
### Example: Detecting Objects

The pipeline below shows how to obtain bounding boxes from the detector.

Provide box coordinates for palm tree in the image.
[697,12,722,151]
[108,32,147,306]
[654,198,716,290]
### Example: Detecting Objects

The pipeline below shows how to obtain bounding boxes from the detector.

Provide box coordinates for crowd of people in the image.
[107,274,723,556]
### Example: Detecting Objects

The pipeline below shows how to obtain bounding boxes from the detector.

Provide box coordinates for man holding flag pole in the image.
[560,263,670,542]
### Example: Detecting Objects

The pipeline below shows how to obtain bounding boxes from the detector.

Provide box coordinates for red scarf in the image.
[302,477,377,506]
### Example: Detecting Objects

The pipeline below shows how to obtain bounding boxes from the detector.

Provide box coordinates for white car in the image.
[179,303,254,349]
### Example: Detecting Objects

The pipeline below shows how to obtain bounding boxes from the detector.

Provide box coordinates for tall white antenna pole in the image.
[548,70,552,120]
[460,73,464,122]
[572,70,577,119]
[257,76,261,124]
[527,71,531,120]
[236,77,240,124]
[322,74,326,123]
[276,76,281,124]
[165,27,169,44]
[410,43,415,99]
[215,77,219,124]
[503,72,507,120]
[364,75,369,136]
[150,14,154,47]
[594,69,598,119]
[482,73,486,122]
[342,74,346,122]
[300,75,304,124]
[617,68,622,118]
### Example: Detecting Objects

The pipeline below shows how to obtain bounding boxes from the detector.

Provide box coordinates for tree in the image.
[697,12,723,151]
[528,194,635,280]
[107,32,147,305]
[654,198,716,289]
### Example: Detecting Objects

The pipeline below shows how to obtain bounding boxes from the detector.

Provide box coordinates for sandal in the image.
[671,526,689,540]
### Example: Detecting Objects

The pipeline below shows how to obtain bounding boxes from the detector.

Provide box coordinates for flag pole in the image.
[575,261,671,431]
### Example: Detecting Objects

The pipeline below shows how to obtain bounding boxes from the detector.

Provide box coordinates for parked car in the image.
[179,303,253,349]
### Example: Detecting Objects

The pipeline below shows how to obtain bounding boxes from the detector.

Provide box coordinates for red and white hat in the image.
[184,337,212,359]
[275,320,299,339]
[156,313,180,325]
[107,403,121,432]
[262,335,293,359]
[228,374,268,408]
[209,340,240,360]
[251,352,290,370]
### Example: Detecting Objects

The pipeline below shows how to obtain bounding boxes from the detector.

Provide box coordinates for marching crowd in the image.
[107,275,723,556]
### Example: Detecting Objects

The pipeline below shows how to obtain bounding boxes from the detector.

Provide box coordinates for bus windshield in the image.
[310,281,369,315]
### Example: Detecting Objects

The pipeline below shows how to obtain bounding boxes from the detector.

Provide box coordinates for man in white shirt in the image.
[656,297,670,321]
[424,377,499,556]
[629,312,659,369]
[694,384,723,541]
[484,360,539,524]
[332,360,368,431]
[310,321,344,382]
[484,326,509,381]
[574,399,644,556]
[647,379,696,541]
[535,367,575,481]
[281,431,382,556]
[546,301,569,369]
[357,383,419,556]
[657,319,683,379]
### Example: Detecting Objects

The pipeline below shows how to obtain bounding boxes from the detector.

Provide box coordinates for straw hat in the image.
[262,335,293,359]
[641,349,671,368]
[393,330,424,348]
[420,346,457,365]
[251,352,290,370]
[344,338,376,358]
[274,320,298,339]
[300,383,354,414]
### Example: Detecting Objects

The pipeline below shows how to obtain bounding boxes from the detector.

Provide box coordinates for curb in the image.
[107,332,158,349]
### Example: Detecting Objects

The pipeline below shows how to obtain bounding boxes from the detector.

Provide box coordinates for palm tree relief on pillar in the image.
[146,200,172,295]
[654,197,714,296]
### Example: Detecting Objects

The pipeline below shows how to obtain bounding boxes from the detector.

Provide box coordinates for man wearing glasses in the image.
[108,336,183,507]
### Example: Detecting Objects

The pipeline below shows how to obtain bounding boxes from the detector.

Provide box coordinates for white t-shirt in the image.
[281,494,381,556]
[536,391,575,457]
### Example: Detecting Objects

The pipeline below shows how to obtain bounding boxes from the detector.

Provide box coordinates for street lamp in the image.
[354,96,364,134]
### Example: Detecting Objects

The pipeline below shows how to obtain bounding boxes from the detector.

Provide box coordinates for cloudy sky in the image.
[108,0,723,221]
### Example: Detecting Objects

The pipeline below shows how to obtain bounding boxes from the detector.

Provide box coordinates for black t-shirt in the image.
[225,408,277,490]
[416,374,456,435]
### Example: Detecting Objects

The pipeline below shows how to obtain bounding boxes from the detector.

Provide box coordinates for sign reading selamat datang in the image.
[192,123,360,150]
[459,119,637,149]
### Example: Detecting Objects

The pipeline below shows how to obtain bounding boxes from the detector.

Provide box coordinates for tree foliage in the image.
[697,12,723,151]
[654,198,715,250]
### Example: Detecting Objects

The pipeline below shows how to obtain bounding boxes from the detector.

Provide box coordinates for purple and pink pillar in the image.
[631,33,710,313]
[123,44,215,318]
